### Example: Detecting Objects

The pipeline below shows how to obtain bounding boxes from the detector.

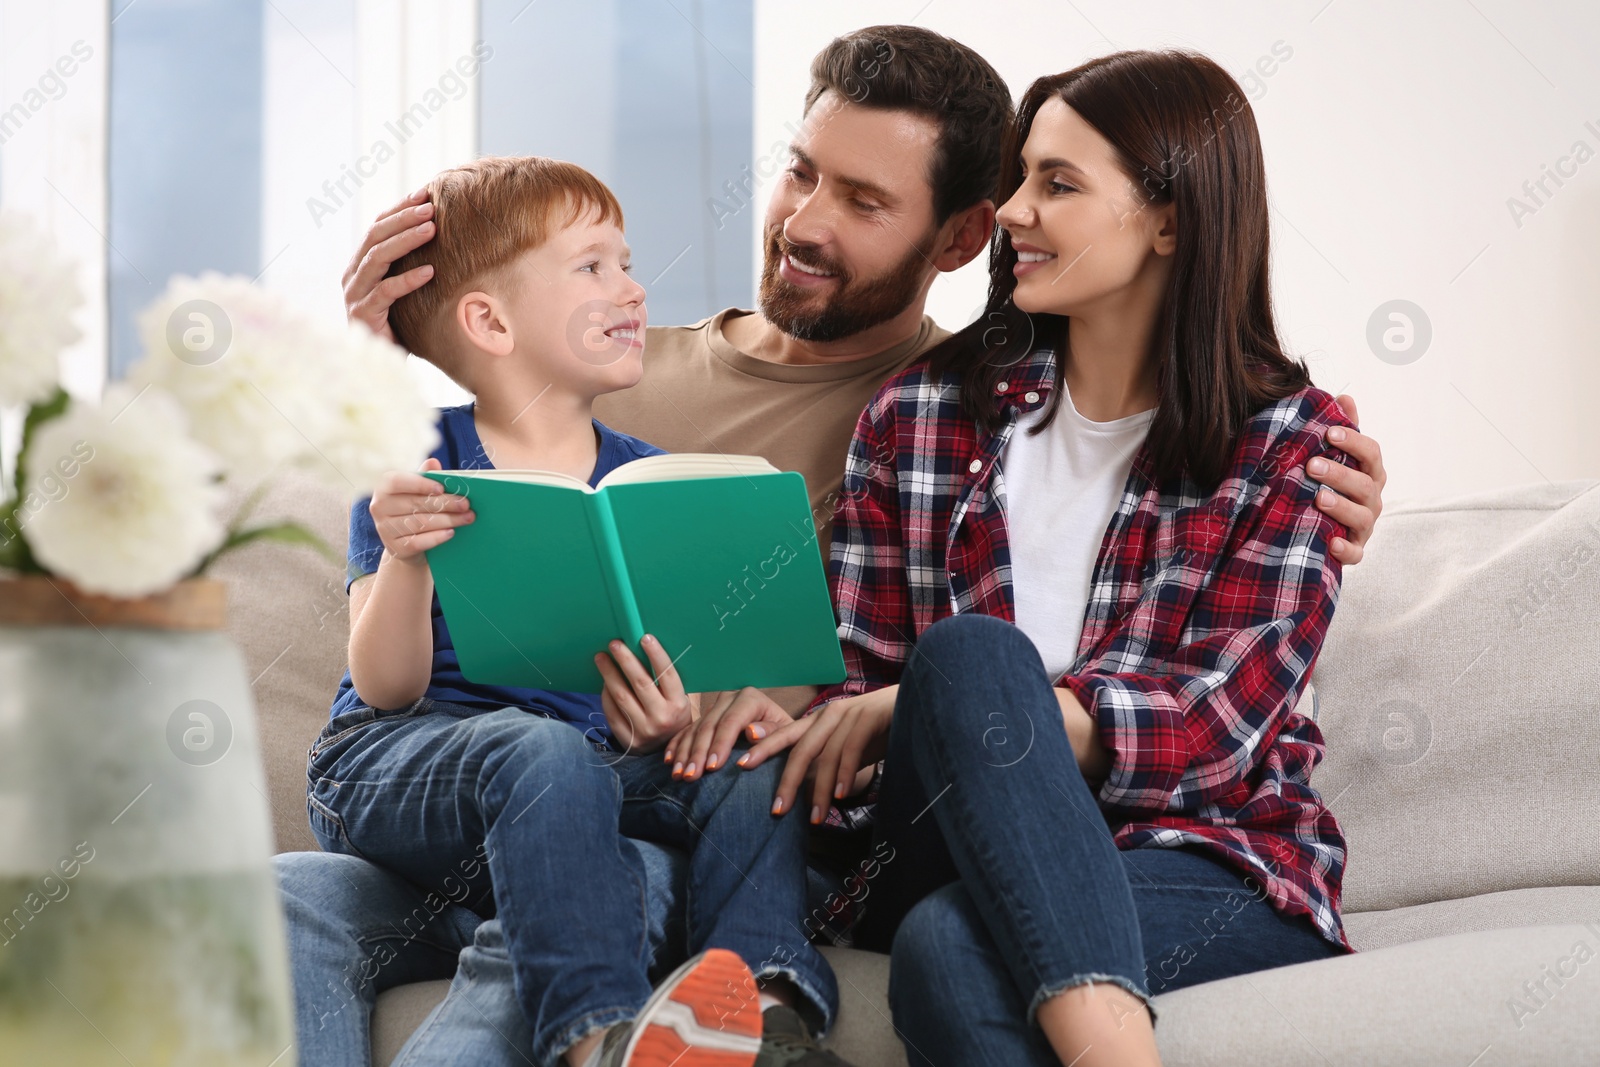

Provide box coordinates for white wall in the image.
[753,0,1600,503]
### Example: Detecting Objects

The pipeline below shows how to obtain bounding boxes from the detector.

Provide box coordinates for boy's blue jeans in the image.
[305,698,838,1067]
[864,614,1346,1066]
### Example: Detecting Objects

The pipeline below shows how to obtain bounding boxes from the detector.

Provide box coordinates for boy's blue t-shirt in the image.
[328,403,665,737]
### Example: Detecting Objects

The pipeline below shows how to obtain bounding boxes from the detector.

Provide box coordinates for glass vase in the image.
[0,576,297,1066]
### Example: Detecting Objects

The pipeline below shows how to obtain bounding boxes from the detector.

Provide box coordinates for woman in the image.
[737,50,1360,1066]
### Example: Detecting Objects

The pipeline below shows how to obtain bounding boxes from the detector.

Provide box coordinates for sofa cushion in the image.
[819,946,903,1067]
[1150,923,1600,1066]
[211,470,353,854]
[1310,480,1600,913]
[372,980,453,1067]
[1345,884,1600,951]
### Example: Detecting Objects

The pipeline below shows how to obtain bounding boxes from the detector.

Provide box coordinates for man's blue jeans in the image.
[865,615,1346,1066]
[305,699,837,1067]
[275,848,852,1065]
[274,843,687,1067]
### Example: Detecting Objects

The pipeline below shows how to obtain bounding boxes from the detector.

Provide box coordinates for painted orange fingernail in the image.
[834,782,845,799]
[771,797,784,815]
[810,805,822,824]
[707,753,719,769]
[737,754,750,767]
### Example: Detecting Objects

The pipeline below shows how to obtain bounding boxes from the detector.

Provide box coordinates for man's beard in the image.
[757,225,935,344]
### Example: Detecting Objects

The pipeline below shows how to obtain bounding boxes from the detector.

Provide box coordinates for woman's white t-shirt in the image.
[999,383,1156,680]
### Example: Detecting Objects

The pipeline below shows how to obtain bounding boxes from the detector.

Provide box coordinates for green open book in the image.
[422,455,847,695]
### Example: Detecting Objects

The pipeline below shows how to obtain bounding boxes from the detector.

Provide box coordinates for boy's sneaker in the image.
[754,1004,859,1066]
[585,948,764,1067]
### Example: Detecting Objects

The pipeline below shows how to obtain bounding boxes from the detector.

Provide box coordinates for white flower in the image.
[299,322,439,493]
[22,386,225,598]
[128,273,324,485]
[0,210,84,407]
[127,275,436,497]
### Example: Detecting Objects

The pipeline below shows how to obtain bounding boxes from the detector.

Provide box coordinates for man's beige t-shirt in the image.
[591,307,950,713]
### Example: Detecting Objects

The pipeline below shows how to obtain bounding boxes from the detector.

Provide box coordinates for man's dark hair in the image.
[804,25,1013,224]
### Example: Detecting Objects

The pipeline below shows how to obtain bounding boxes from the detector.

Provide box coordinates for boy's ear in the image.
[457,290,514,356]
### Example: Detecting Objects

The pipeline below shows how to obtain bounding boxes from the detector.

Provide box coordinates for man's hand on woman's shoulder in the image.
[1304,392,1387,567]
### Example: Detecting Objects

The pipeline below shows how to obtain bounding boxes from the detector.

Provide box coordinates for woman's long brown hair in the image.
[925,50,1312,492]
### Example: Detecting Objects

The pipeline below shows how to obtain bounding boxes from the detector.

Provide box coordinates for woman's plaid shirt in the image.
[810,343,1358,953]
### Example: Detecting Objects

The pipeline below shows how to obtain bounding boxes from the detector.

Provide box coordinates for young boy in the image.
[309,156,843,1067]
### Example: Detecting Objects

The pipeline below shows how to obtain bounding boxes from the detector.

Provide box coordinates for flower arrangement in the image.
[0,209,438,598]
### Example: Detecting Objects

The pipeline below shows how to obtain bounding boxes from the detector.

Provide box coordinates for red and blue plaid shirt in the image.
[810,343,1357,953]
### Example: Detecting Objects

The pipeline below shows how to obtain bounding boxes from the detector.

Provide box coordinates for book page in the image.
[596,452,778,488]
[435,469,593,491]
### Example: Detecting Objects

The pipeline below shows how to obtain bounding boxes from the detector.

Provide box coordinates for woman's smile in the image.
[1011,239,1059,277]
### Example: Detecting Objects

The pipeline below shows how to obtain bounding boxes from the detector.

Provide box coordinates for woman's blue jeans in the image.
[305,699,837,1067]
[865,614,1344,1066]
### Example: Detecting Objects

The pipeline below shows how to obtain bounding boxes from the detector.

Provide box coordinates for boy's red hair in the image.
[388,155,625,382]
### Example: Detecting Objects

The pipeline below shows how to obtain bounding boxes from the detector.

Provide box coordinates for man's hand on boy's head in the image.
[1304,392,1387,567]
[343,187,439,346]
[663,688,796,783]
[595,635,698,756]
[370,457,475,562]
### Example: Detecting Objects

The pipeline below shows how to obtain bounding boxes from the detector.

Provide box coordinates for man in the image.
[283,23,1389,1067]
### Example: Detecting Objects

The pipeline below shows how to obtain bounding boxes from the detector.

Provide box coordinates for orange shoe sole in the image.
[621,948,763,1067]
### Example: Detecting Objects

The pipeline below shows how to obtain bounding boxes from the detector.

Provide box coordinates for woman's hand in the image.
[595,635,698,755]
[342,189,438,344]
[1054,686,1111,785]
[662,688,795,781]
[1308,393,1387,566]
[741,685,899,823]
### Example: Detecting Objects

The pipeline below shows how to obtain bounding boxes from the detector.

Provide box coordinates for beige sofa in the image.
[223,473,1600,1066]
